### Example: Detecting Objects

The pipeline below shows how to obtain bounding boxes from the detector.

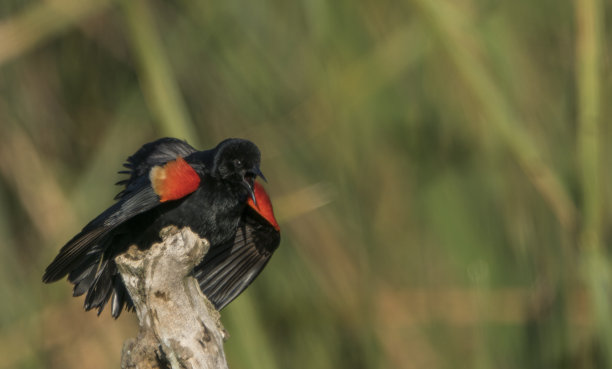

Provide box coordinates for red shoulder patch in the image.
[150,157,200,202]
[247,182,280,231]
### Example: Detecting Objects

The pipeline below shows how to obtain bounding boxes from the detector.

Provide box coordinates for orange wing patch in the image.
[150,157,201,202]
[247,182,280,231]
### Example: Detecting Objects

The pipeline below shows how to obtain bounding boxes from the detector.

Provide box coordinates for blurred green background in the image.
[0,0,610,368]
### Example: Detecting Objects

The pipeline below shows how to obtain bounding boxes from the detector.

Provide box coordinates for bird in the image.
[42,137,280,318]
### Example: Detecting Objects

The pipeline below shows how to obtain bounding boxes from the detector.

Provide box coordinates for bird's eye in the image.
[233,159,242,168]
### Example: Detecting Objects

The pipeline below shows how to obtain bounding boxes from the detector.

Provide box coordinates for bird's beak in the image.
[243,173,257,206]
[244,166,265,206]
[256,167,267,183]
[241,178,257,205]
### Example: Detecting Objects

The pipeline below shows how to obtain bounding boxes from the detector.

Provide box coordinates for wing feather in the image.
[195,208,280,310]
[43,137,201,318]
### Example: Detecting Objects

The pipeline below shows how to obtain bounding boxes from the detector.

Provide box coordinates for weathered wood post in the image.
[116,226,229,369]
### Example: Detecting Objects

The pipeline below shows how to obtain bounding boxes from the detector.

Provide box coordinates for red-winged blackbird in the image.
[43,138,280,318]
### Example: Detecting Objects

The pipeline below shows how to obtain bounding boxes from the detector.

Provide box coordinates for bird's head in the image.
[213,138,266,204]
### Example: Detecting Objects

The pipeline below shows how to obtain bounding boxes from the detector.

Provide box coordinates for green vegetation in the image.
[0,0,610,368]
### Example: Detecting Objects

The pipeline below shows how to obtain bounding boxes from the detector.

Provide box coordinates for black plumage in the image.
[43,138,280,318]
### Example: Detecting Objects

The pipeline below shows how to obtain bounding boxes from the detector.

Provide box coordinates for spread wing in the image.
[195,182,280,310]
[42,138,201,317]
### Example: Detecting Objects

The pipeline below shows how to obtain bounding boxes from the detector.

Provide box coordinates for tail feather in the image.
[71,263,97,297]
[84,259,114,312]
[42,227,108,283]
[111,276,132,318]
[44,226,133,318]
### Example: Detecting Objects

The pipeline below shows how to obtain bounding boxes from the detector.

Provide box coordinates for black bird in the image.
[43,138,280,318]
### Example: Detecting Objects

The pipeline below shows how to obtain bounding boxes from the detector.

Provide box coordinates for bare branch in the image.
[116,226,228,369]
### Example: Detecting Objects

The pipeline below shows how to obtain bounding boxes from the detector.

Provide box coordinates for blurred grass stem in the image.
[120,0,198,144]
[575,0,603,252]
[413,0,577,230]
[0,0,113,66]
[574,0,608,365]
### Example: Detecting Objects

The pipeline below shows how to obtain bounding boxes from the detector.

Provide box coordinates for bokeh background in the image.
[0,0,611,368]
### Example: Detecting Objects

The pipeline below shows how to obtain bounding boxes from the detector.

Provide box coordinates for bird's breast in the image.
[174,181,246,245]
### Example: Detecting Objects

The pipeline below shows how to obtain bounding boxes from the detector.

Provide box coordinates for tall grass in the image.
[0,0,610,368]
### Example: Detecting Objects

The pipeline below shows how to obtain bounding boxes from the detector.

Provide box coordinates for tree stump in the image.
[116,226,229,369]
